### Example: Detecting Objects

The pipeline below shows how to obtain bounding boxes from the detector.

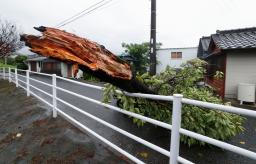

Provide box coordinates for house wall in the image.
[61,62,68,77]
[156,47,198,73]
[206,77,225,98]
[225,52,256,98]
[28,62,31,71]
[204,55,226,98]
[36,62,40,72]
[67,64,73,78]
[41,62,61,76]
[30,62,37,72]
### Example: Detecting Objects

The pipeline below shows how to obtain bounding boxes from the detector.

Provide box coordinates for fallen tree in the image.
[103,59,245,146]
[21,27,245,146]
[20,26,155,94]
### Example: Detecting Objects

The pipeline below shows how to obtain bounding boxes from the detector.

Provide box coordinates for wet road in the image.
[12,72,256,163]
[0,80,131,163]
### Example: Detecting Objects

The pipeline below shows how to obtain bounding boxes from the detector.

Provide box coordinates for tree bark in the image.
[20,26,155,94]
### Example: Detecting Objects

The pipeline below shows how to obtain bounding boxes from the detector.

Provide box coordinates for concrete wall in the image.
[36,62,40,72]
[28,62,31,71]
[225,52,256,98]
[156,47,198,74]
[61,62,68,77]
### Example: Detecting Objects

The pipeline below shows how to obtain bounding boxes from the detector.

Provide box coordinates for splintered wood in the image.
[21,26,155,94]
[21,26,132,80]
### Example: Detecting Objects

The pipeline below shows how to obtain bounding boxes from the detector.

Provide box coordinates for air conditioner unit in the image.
[237,83,255,104]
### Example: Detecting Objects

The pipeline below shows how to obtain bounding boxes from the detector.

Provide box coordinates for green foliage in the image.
[121,42,161,74]
[15,55,27,63]
[214,71,224,79]
[0,58,16,68]
[15,55,28,70]
[16,63,27,70]
[6,58,16,65]
[0,62,16,68]
[83,72,100,82]
[103,58,245,146]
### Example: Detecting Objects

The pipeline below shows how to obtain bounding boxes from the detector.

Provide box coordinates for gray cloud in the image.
[1,0,256,54]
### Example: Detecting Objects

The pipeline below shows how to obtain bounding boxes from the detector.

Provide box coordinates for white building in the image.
[27,56,83,79]
[198,27,256,99]
[156,47,198,73]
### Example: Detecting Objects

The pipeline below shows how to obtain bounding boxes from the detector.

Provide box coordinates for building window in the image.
[171,52,182,59]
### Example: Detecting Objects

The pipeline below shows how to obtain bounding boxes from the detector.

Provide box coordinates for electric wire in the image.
[55,0,106,28]
[56,0,114,28]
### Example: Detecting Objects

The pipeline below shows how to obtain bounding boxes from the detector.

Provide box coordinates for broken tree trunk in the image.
[21,26,155,94]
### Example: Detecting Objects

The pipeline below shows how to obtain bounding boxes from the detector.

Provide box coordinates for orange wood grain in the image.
[21,26,132,80]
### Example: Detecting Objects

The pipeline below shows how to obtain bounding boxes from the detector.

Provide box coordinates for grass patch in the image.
[0,62,16,68]
[0,63,16,68]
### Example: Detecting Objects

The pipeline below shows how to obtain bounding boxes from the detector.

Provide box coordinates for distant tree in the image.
[15,55,28,70]
[15,55,27,63]
[122,42,161,74]
[6,57,15,65]
[0,19,23,62]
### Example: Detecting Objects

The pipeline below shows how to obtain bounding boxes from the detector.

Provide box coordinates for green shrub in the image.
[0,57,16,68]
[15,55,28,70]
[7,58,16,65]
[83,72,100,82]
[15,55,27,63]
[103,58,245,146]
[16,63,28,70]
[0,63,16,68]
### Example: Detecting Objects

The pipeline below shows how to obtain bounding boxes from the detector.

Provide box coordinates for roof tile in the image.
[213,27,256,49]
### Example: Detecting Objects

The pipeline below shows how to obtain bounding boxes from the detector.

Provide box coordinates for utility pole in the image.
[149,0,156,75]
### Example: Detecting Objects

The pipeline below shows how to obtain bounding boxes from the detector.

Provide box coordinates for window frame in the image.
[171,52,182,59]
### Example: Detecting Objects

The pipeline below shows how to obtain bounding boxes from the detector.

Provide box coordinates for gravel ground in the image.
[0,80,131,163]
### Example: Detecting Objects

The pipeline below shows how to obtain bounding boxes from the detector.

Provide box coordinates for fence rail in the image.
[1,67,256,164]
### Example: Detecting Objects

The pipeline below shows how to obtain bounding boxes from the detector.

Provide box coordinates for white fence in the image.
[1,67,256,164]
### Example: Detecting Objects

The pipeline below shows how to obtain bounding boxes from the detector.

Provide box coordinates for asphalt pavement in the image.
[0,80,131,163]
[10,72,256,163]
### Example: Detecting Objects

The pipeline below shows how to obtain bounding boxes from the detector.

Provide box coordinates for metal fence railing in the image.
[1,67,256,164]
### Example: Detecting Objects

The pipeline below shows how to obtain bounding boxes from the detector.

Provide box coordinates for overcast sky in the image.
[1,0,256,54]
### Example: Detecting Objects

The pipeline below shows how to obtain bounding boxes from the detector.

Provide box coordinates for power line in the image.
[56,0,114,28]
[57,0,113,28]
[55,0,106,28]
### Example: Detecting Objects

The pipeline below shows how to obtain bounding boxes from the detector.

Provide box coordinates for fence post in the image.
[15,68,18,87]
[8,67,11,83]
[170,94,183,164]
[52,74,57,118]
[3,67,5,80]
[26,70,30,97]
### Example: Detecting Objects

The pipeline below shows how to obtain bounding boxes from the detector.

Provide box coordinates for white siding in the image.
[156,47,198,73]
[28,62,31,71]
[36,62,40,72]
[225,52,256,98]
[61,62,68,77]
